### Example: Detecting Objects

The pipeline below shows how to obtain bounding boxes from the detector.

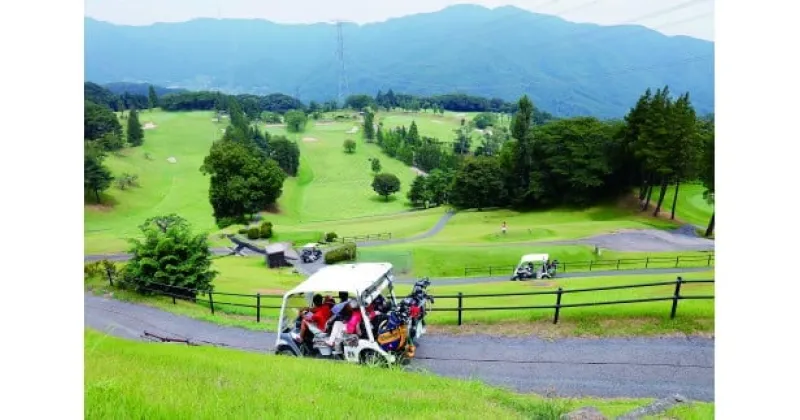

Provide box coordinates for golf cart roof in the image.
[520,253,549,263]
[302,243,319,248]
[284,263,393,298]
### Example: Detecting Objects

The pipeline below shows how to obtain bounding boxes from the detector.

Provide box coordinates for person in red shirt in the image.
[295,294,333,342]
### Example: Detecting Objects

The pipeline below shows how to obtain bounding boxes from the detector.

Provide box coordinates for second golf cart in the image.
[510,253,558,281]
[299,243,323,263]
[274,262,417,366]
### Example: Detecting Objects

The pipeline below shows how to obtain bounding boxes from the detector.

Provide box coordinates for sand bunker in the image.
[346,126,359,134]
[143,122,157,130]
[431,120,443,124]
[302,137,319,143]
[411,167,428,177]
[166,157,177,164]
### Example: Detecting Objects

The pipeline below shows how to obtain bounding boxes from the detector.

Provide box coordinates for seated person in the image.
[325,299,360,348]
[294,294,332,342]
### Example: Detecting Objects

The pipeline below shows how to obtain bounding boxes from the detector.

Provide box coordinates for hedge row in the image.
[324,242,357,264]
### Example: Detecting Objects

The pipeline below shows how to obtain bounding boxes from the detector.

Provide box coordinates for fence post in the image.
[589,260,594,271]
[670,277,683,319]
[489,266,493,276]
[457,292,463,326]
[209,290,215,315]
[616,259,621,270]
[707,254,712,266]
[553,288,563,324]
[645,257,650,269]
[562,262,566,273]
[172,295,176,304]
[105,267,114,287]
[256,293,261,323]
[464,267,468,277]
[675,256,680,268]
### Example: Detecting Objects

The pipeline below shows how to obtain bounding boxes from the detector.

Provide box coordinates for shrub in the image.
[247,227,260,240]
[324,242,357,264]
[325,232,338,243]
[259,221,273,239]
[238,228,248,235]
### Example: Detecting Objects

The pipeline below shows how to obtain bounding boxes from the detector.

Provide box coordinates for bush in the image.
[325,232,338,243]
[259,221,273,239]
[238,228,248,235]
[324,242,357,264]
[247,227,260,240]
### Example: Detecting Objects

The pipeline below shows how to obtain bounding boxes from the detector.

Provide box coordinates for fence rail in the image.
[97,268,713,326]
[463,253,715,277]
[338,232,392,243]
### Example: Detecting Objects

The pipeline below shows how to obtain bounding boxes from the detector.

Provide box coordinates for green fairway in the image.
[646,182,714,227]
[378,111,485,147]
[84,329,713,419]
[84,110,435,254]
[84,111,221,253]
[357,242,713,278]
[418,206,681,245]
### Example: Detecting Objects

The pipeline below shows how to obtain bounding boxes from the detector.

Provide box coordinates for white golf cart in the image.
[510,253,558,281]
[299,242,323,263]
[274,262,410,366]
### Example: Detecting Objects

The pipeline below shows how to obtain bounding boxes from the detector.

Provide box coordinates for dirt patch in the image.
[263,203,283,215]
[85,203,114,212]
[302,137,319,143]
[346,126,359,134]
[427,318,714,340]
[142,122,157,130]
[410,167,428,177]
[257,289,286,295]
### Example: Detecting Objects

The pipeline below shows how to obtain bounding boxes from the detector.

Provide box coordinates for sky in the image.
[84,0,714,41]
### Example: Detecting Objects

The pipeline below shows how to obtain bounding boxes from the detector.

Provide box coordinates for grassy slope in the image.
[84,329,714,419]
[646,182,714,227]
[84,111,220,253]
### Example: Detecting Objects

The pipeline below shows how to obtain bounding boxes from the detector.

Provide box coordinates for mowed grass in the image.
[357,242,714,278]
[422,206,681,245]
[84,329,714,419]
[645,182,714,227]
[422,271,714,328]
[264,121,419,221]
[84,111,221,253]
[377,111,486,149]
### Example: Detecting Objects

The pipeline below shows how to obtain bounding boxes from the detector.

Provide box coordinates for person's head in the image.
[338,291,349,302]
[312,294,323,307]
[323,296,336,307]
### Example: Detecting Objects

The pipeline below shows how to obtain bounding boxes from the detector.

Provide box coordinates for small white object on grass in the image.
[167,157,177,164]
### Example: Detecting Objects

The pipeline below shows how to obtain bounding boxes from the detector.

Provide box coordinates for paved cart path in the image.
[85,293,714,401]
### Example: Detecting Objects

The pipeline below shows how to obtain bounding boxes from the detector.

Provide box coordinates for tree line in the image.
[374,88,714,237]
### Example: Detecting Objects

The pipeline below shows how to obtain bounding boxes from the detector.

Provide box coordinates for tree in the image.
[507,95,536,206]
[450,156,507,210]
[406,121,421,146]
[371,173,401,201]
[284,110,307,133]
[473,112,497,129]
[407,175,431,208]
[127,108,144,146]
[121,214,218,299]
[376,127,385,145]
[426,169,454,206]
[344,94,374,110]
[267,136,301,176]
[148,85,158,110]
[371,158,382,173]
[84,100,122,140]
[414,140,444,172]
[200,138,287,227]
[666,92,700,220]
[343,139,357,154]
[698,115,715,237]
[363,111,375,141]
[84,145,114,203]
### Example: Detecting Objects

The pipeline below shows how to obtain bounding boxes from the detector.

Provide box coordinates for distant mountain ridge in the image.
[84,5,714,118]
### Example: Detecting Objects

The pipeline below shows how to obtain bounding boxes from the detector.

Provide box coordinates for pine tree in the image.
[127,108,144,146]
[148,85,159,111]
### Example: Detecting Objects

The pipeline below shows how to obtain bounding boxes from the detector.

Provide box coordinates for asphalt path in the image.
[85,293,714,401]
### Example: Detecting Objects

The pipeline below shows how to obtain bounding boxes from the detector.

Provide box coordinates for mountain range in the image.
[84,5,714,118]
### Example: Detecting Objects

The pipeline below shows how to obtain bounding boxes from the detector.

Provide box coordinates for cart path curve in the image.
[85,293,714,401]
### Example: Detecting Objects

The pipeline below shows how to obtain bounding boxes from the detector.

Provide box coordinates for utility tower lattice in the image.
[335,21,350,105]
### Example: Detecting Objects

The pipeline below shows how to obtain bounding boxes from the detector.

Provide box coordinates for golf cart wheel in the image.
[275,346,297,357]
[360,349,389,368]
